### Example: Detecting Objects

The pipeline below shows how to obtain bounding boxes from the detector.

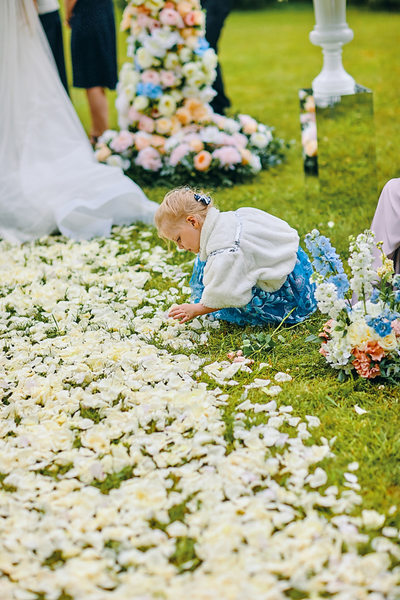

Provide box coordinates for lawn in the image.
[0,3,399,598]
[62,1,400,514]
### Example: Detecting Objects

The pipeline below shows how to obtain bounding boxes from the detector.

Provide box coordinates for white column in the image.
[310,0,356,99]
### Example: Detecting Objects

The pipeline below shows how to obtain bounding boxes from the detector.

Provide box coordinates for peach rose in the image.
[189,138,204,152]
[177,1,192,17]
[185,97,203,112]
[170,115,182,134]
[135,132,152,151]
[181,27,195,39]
[193,150,212,171]
[176,107,192,125]
[305,139,318,157]
[95,144,112,162]
[150,135,166,152]
[155,117,172,135]
[240,148,252,165]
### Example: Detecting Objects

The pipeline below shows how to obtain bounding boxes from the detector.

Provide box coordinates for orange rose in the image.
[181,27,195,39]
[150,134,166,151]
[194,150,212,171]
[176,107,192,125]
[240,148,252,165]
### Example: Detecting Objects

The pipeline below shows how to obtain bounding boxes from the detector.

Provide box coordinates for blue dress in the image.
[190,247,316,326]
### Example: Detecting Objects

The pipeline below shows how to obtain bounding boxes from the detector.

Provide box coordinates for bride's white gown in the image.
[0,0,157,243]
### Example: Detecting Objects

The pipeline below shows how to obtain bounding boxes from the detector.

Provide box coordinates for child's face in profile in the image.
[169,215,202,253]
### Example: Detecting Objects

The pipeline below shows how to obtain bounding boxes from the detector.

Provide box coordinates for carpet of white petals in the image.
[0,227,399,600]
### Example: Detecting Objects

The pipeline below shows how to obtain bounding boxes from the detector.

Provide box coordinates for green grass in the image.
[60,4,400,520]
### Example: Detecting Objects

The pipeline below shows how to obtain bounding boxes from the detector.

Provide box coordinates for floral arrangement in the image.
[305,229,400,381]
[94,0,286,186]
[299,89,318,176]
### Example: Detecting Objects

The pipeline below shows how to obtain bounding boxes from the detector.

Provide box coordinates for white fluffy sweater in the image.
[199,206,299,309]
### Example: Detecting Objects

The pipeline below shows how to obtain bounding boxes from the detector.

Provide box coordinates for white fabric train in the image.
[0,0,157,243]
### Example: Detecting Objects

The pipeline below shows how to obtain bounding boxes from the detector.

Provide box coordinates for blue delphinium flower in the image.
[329,273,350,299]
[370,287,380,304]
[393,274,400,290]
[305,230,349,296]
[366,308,399,337]
[136,82,162,99]
[194,37,210,56]
[305,229,346,276]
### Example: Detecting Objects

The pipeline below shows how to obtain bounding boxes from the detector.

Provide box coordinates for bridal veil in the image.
[0,0,157,243]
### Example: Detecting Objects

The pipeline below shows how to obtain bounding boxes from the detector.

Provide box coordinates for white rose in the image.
[158,94,176,117]
[378,332,397,351]
[136,47,154,69]
[250,132,269,148]
[133,95,149,111]
[179,47,192,63]
[201,48,218,70]
[164,52,180,70]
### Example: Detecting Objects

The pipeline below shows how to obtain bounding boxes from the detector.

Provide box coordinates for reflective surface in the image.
[299,85,377,205]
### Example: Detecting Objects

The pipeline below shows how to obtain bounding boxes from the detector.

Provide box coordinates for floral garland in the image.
[95,0,286,186]
[305,229,400,381]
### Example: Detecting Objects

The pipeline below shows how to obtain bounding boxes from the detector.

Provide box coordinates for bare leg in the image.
[86,86,108,140]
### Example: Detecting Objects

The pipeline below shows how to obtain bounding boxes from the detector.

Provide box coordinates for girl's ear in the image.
[186,215,200,228]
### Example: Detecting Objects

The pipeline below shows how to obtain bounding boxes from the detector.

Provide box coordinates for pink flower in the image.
[159,8,183,27]
[184,10,203,27]
[160,70,176,88]
[231,133,248,149]
[109,131,135,153]
[128,107,141,123]
[392,319,400,336]
[135,146,162,171]
[238,114,258,135]
[169,143,190,166]
[138,115,155,133]
[137,14,158,31]
[141,70,160,85]
[212,146,242,167]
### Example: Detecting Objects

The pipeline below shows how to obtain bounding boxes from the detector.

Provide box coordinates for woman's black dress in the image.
[70,0,118,90]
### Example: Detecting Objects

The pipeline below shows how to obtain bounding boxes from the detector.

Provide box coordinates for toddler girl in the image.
[154,187,316,326]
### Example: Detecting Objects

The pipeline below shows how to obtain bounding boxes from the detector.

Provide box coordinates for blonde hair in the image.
[155,187,213,239]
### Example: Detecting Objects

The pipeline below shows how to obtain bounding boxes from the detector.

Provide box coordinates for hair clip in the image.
[194,193,211,206]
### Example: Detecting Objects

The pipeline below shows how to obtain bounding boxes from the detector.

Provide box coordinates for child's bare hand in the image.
[168,303,199,323]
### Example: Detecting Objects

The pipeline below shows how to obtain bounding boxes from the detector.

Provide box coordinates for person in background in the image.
[37,0,68,93]
[65,0,118,144]
[200,0,232,115]
[371,179,400,274]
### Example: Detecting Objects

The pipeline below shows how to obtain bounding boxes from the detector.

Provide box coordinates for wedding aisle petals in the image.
[0,228,398,599]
